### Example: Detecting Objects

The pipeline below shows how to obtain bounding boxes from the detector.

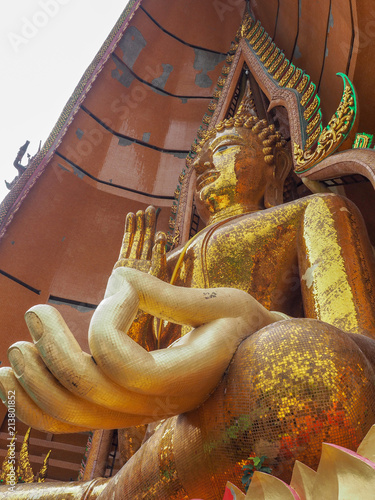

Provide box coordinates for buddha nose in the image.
[193,148,213,175]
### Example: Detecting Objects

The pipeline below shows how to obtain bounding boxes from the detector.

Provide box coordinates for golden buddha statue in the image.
[1,103,375,499]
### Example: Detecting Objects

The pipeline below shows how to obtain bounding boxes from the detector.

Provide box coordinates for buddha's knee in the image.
[97,319,375,499]
[181,319,375,490]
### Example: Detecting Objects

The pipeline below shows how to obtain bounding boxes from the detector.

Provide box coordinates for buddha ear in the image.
[264,148,292,208]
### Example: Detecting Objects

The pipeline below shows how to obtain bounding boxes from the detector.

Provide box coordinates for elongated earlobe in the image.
[264,149,292,207]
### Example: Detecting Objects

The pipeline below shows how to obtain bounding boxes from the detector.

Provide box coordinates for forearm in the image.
[110,267,273,328]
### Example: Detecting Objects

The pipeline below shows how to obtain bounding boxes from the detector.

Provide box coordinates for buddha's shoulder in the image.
[259,193,348,218]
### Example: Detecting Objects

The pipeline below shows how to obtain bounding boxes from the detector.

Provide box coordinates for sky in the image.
[0,0,128,203]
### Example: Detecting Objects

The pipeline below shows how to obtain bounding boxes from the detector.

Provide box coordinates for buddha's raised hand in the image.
[114,205,167,281]
[114,205,168,350]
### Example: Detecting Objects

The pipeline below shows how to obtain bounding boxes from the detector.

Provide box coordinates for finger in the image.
[141,206,156,261]
[0,367,89,434]
[119,212,135,260]
[25,305,176,416]
[8,341,151,430]
[129,210,145,260]
[150,231,167,279]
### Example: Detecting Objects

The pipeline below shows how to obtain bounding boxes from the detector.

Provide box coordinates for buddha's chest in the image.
[175,211,301,312]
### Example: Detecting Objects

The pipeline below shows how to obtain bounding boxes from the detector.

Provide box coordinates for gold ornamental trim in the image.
[293,73,357,172]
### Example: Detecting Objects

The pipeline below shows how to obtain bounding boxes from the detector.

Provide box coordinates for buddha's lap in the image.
[176,318,375,485]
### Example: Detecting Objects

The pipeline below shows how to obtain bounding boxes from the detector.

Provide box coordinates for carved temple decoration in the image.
[5,141,31,191]
[0,429,50,485]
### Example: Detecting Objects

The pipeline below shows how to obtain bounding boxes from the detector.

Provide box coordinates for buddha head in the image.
[193,97,292,225]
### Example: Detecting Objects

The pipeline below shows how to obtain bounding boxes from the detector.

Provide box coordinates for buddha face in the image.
[193,127,273,224]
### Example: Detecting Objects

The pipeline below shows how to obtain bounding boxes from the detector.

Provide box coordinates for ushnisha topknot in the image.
[197,81,286,165]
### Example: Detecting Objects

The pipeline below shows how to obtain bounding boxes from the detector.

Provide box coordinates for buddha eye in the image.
[213,143,241,155]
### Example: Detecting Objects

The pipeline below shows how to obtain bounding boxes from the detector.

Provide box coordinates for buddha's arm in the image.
[0,267,280,431]
[298,193,375,337]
